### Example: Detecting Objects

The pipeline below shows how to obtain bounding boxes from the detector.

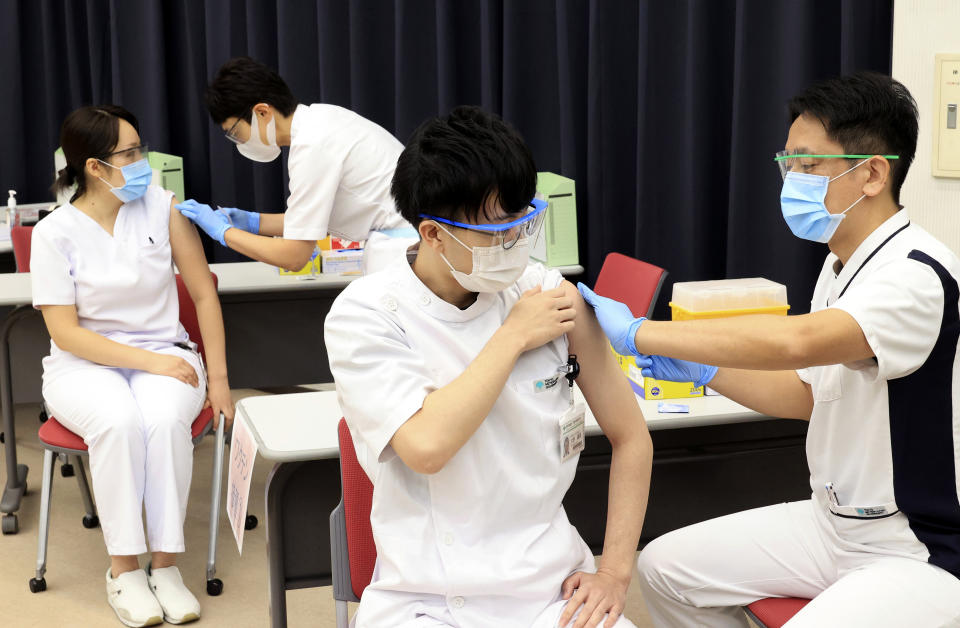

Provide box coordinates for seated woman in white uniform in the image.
[324,106,654,628]
[31,105,234,627]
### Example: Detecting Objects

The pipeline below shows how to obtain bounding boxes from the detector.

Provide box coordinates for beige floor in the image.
[0,393,666,627]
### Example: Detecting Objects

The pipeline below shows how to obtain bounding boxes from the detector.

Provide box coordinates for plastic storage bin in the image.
[670,278,789,320]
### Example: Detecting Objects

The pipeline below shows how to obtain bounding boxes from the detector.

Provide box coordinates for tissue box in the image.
[321,248,364,274]
[627,363,703,399]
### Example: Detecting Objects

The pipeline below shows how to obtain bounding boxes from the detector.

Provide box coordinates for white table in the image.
[235,388,768,628]
[238,392,345,461]
[1,262,353,306]
[0,260,585,306]
[237,388,766,459]
[0,272,31,306]
[236,392,347,628]
[210,261,584,296]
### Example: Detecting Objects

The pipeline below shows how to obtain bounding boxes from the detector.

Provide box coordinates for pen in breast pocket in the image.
[825,482,840,506]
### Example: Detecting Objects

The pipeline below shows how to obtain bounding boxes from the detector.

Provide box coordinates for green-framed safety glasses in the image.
[773,151,899,180]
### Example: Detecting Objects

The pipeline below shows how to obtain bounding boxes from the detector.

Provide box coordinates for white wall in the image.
[892,0,960,255]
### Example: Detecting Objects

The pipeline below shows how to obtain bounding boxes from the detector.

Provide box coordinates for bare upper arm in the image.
[561,280,648,444]
[169,199,217,302]
[38,304,80,343]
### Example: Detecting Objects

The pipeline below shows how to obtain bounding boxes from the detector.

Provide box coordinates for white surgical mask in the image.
[435,222,531,293]
[237,112,281,162]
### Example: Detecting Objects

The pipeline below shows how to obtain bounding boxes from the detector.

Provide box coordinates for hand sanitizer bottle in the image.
[6,190,16,228]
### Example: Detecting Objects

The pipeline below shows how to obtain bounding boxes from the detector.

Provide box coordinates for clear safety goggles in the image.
[420,198,548,250]
[100,144,149,166]
[224,112,251,145]
[773,150,898,181]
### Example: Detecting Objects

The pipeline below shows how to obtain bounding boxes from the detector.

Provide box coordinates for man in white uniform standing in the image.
[580,72,960,626]
[325,106,653,627]
[176,57,416,273]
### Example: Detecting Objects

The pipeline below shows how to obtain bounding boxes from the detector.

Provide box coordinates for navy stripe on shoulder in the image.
[888,249,960,579]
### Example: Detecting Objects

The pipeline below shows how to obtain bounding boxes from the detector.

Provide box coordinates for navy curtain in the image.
[0,0,892,315]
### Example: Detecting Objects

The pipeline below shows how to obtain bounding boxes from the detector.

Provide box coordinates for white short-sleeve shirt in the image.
[798,210,960,579]
[30,185,190,384]
[283,103,411,242]
[324,255,595,627]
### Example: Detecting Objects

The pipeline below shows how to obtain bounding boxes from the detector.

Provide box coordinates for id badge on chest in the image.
[559,402,586,463]
[557,354,584,462]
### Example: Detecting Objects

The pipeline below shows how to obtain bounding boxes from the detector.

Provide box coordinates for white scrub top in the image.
[30,185,190,385]
[799,210,960,579]
[324,255,595,627]
[283,103,411,243]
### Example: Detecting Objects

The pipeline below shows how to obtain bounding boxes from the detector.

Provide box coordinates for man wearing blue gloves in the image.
[582,72,960,626]
[176,57,415,273]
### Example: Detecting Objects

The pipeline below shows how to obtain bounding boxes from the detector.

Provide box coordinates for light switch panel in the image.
[933,54,960,177]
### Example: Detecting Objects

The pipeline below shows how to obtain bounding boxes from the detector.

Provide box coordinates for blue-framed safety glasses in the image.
[420,198,548,250]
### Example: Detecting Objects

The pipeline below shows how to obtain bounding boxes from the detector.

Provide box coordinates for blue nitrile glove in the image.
[176,199,232,246]
[215,207,260,235]
[577,282,645,357]
[635,354,718,388]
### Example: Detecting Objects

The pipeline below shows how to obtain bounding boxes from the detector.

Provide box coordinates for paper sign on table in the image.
[227,414,258,554]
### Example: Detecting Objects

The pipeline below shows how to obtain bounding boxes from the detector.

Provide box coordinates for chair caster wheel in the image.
[29,577,46,593]
[206,578,223,596]
[1,514,18,535]
[245,514,258,530]
[38,409,48,423]
[61,464,75,478]
[82,515,99,529]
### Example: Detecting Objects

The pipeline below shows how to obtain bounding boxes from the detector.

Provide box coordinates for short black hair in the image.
[54,105,140,202]
[788,71,918,204]
[392,106,537,229]
[205,56,298,125]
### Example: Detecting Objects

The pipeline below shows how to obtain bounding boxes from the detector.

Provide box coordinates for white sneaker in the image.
[105,567,164,627]
[146,564,201,624]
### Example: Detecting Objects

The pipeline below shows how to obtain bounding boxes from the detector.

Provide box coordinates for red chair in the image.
[329,418,376,628]
[744,597,812,627]
[592,252,668,318]
[27,274,233,597]
[10,225,32,273]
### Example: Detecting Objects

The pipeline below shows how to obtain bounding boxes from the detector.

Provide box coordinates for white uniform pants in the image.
[354,592,638,627]
[636,500,960,627]
[42,352,205,556]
